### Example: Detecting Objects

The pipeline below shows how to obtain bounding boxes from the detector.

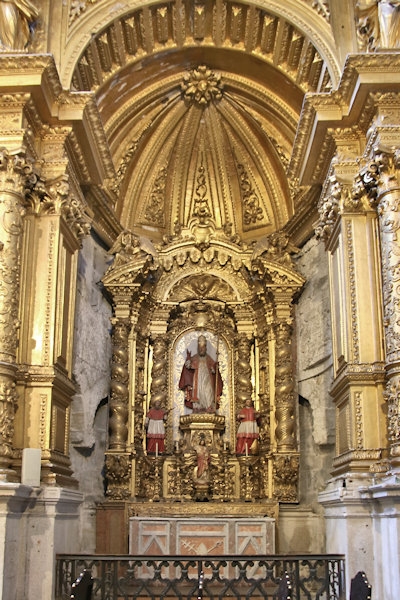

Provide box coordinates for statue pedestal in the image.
[179,413,225,452]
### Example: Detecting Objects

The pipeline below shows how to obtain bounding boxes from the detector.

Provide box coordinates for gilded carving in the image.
[69,0,99,25]
[273,454,299,502]
[346,220,360,363]
[274,323,297,452]
[351,145,400,458]
[238,455,260,501]
[384,375,400,455]
[356,0,400,51]
[0,0,39,52]
[105,453,131,500]
[149,336,168,415]
[235,334,253,408]
[181,65,223,106]
[68,1,337,112]
[144,166,167,226]
[355,391,364,449]
[108,319,130,451]
[24,173,92,241]
[304,0,330,21]
[236,162,265,227]
[0,149,30,365]
[166,453,196,500]
[316,174,360,242]
[101,195,304,505]
[107,230,157,272]
[0,380,17,467]
[252,231,298,267]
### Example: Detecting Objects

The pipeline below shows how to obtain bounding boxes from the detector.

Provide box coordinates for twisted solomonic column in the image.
[108,319,130,451]
[274,322,296,452]
[235,334,253,408]
[150,336,168,408]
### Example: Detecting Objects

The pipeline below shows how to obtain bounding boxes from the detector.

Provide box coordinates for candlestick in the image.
[156,443,158,457]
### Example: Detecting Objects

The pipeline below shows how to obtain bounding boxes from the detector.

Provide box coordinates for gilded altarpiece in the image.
[101,228,304,526]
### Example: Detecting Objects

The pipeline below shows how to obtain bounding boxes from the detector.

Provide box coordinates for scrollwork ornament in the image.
[273,454,299,502]
[315,176,341,241]
[105,453,131,499]
[316,175,361,242]
[383,375,400,455]
[0,380,17,470]
[69,0,99,26]
[23,172,92,241]
[0,147,33,194]
[0,150,32,364]
[353,161,381,209]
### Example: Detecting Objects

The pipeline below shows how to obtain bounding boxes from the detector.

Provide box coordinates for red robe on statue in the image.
[235,405,260,454]
[145,406,167,453]
[179,351,223,411]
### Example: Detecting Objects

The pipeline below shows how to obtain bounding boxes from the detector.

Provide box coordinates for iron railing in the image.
[56,554,345,600]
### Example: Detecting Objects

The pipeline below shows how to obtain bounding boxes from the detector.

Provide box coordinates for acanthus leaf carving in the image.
[24,173,92,240]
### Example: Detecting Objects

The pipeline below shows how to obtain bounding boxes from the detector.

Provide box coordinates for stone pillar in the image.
[0,149,30,480]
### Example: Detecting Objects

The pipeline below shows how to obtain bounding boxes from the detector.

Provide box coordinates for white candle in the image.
[156,443,158,457]
[223,440,227,451]
[245,443,248,457]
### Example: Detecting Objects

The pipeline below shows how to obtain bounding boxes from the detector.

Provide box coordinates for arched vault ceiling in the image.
[68,0,340,244]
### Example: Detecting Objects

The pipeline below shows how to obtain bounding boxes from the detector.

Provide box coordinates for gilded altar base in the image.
[129,500,278,520]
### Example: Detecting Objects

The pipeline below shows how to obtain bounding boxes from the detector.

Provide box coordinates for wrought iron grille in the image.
[55,554,345,600]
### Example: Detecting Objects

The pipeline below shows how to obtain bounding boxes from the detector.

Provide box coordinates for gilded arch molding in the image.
[62,0,340,92]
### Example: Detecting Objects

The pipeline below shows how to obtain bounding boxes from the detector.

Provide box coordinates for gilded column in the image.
[358,145,400,461]
[109,318,130,451]
[235,333,253,408]
[149,336,168,409]
[274,321,296,452]
[0,149,30,478]
[317,159,386,474]
[104,317,132,500]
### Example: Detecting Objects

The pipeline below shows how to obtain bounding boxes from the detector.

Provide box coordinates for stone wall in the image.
[70,233,112,551]
[277,236,335,552]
